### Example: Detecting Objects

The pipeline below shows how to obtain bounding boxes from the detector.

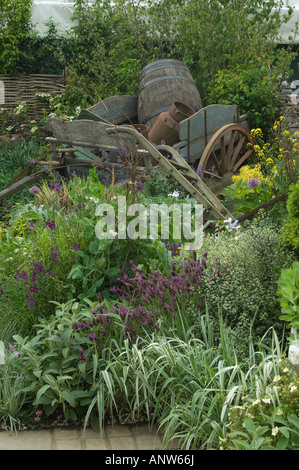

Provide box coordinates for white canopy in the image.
[31,1,299,43]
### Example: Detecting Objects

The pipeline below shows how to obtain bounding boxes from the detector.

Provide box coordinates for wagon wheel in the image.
[197,123,256,179]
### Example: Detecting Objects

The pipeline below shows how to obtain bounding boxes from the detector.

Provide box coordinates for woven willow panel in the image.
[0,74,66,121]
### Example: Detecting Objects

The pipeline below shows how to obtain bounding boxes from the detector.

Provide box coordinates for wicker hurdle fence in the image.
[0,74,66,121]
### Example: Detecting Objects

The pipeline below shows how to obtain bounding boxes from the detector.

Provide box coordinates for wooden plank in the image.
[46,118,138,154]
[73,147,103,162]
[178,104,240,161]
[0,172,47,202]
[85,95,138,124]
[77,109,110,123]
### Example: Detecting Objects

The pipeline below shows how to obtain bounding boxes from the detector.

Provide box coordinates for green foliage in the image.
[223,360,299,450]
[145,168,187,198]
[0,139,45,221]
[170,0,296,100]
[206,62,288,131]
[277,261,299,330]
[4,0,294,116]
[220,178,275,217]
[18,20,68,75]
[0,363,32,432]
[0,0,33,73]
[194,224,295,356]
[280,183,299,250]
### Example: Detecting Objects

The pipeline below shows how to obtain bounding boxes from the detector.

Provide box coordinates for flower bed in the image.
[0,114,298,449]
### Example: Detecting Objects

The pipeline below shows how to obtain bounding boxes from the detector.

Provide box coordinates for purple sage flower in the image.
[88,333,98,341]
[33,262,44,272]
[26,294,37,309]
[45,220,56,230]
[9,344,18,360]
[50,247,59,264]
[136,181,145,191]
[22,271,29,281]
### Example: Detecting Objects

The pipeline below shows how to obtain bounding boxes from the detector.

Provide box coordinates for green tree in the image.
[0,0,33,73]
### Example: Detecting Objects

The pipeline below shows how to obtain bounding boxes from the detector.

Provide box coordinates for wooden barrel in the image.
[137,59,202,130]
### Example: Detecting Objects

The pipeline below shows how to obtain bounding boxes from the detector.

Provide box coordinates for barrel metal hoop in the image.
[138,75,195,94]
[139,62,189,79]
[140,59,186,73]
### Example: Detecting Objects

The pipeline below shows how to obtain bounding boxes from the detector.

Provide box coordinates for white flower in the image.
[273,375,281,383]
[224,217,241,233]
[290,385,298,393]
[272,427,279,436]
[168,190,179,198]
[262,398,271,404]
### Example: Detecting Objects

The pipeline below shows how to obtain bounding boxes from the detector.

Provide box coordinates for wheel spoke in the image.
[229,136,246,170]
[225,131,237,171]
[197,123,254,181]
[220,136,225,162]
[211,150,222,175]
[232,149,253,172]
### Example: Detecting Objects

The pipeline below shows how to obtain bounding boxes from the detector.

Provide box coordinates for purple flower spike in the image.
[45,220,56,230]
[136,182,145,191]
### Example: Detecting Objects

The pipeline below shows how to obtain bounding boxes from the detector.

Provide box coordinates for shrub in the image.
[250,117,299,193]
[223,359,299,450]
[277,261,299,332]
[280,183,299,251]
[191,224,295,355]
[206,64,282,131]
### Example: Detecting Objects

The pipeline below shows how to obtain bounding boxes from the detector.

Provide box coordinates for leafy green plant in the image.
[187,224,296,357]
[277,261,299,331]
[220,178,274,217]
[0,364,31,432]
[223,359,299,450]
[206,62,288,130]
[250,117,299,193]
[280,183,299,251]
[0,0,33,73]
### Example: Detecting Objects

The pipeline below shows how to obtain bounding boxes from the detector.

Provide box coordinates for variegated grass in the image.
[81,309,285,450]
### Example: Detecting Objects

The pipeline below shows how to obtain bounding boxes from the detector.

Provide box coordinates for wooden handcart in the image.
[0,99,259,225]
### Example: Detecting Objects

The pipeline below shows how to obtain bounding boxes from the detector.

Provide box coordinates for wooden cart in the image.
[0,99,257,225]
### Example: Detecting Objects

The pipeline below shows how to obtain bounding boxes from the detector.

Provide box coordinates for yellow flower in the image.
[232,164,270,184]
[251,128,263,138]
[266,157,273,165]
[280,116,285,121]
